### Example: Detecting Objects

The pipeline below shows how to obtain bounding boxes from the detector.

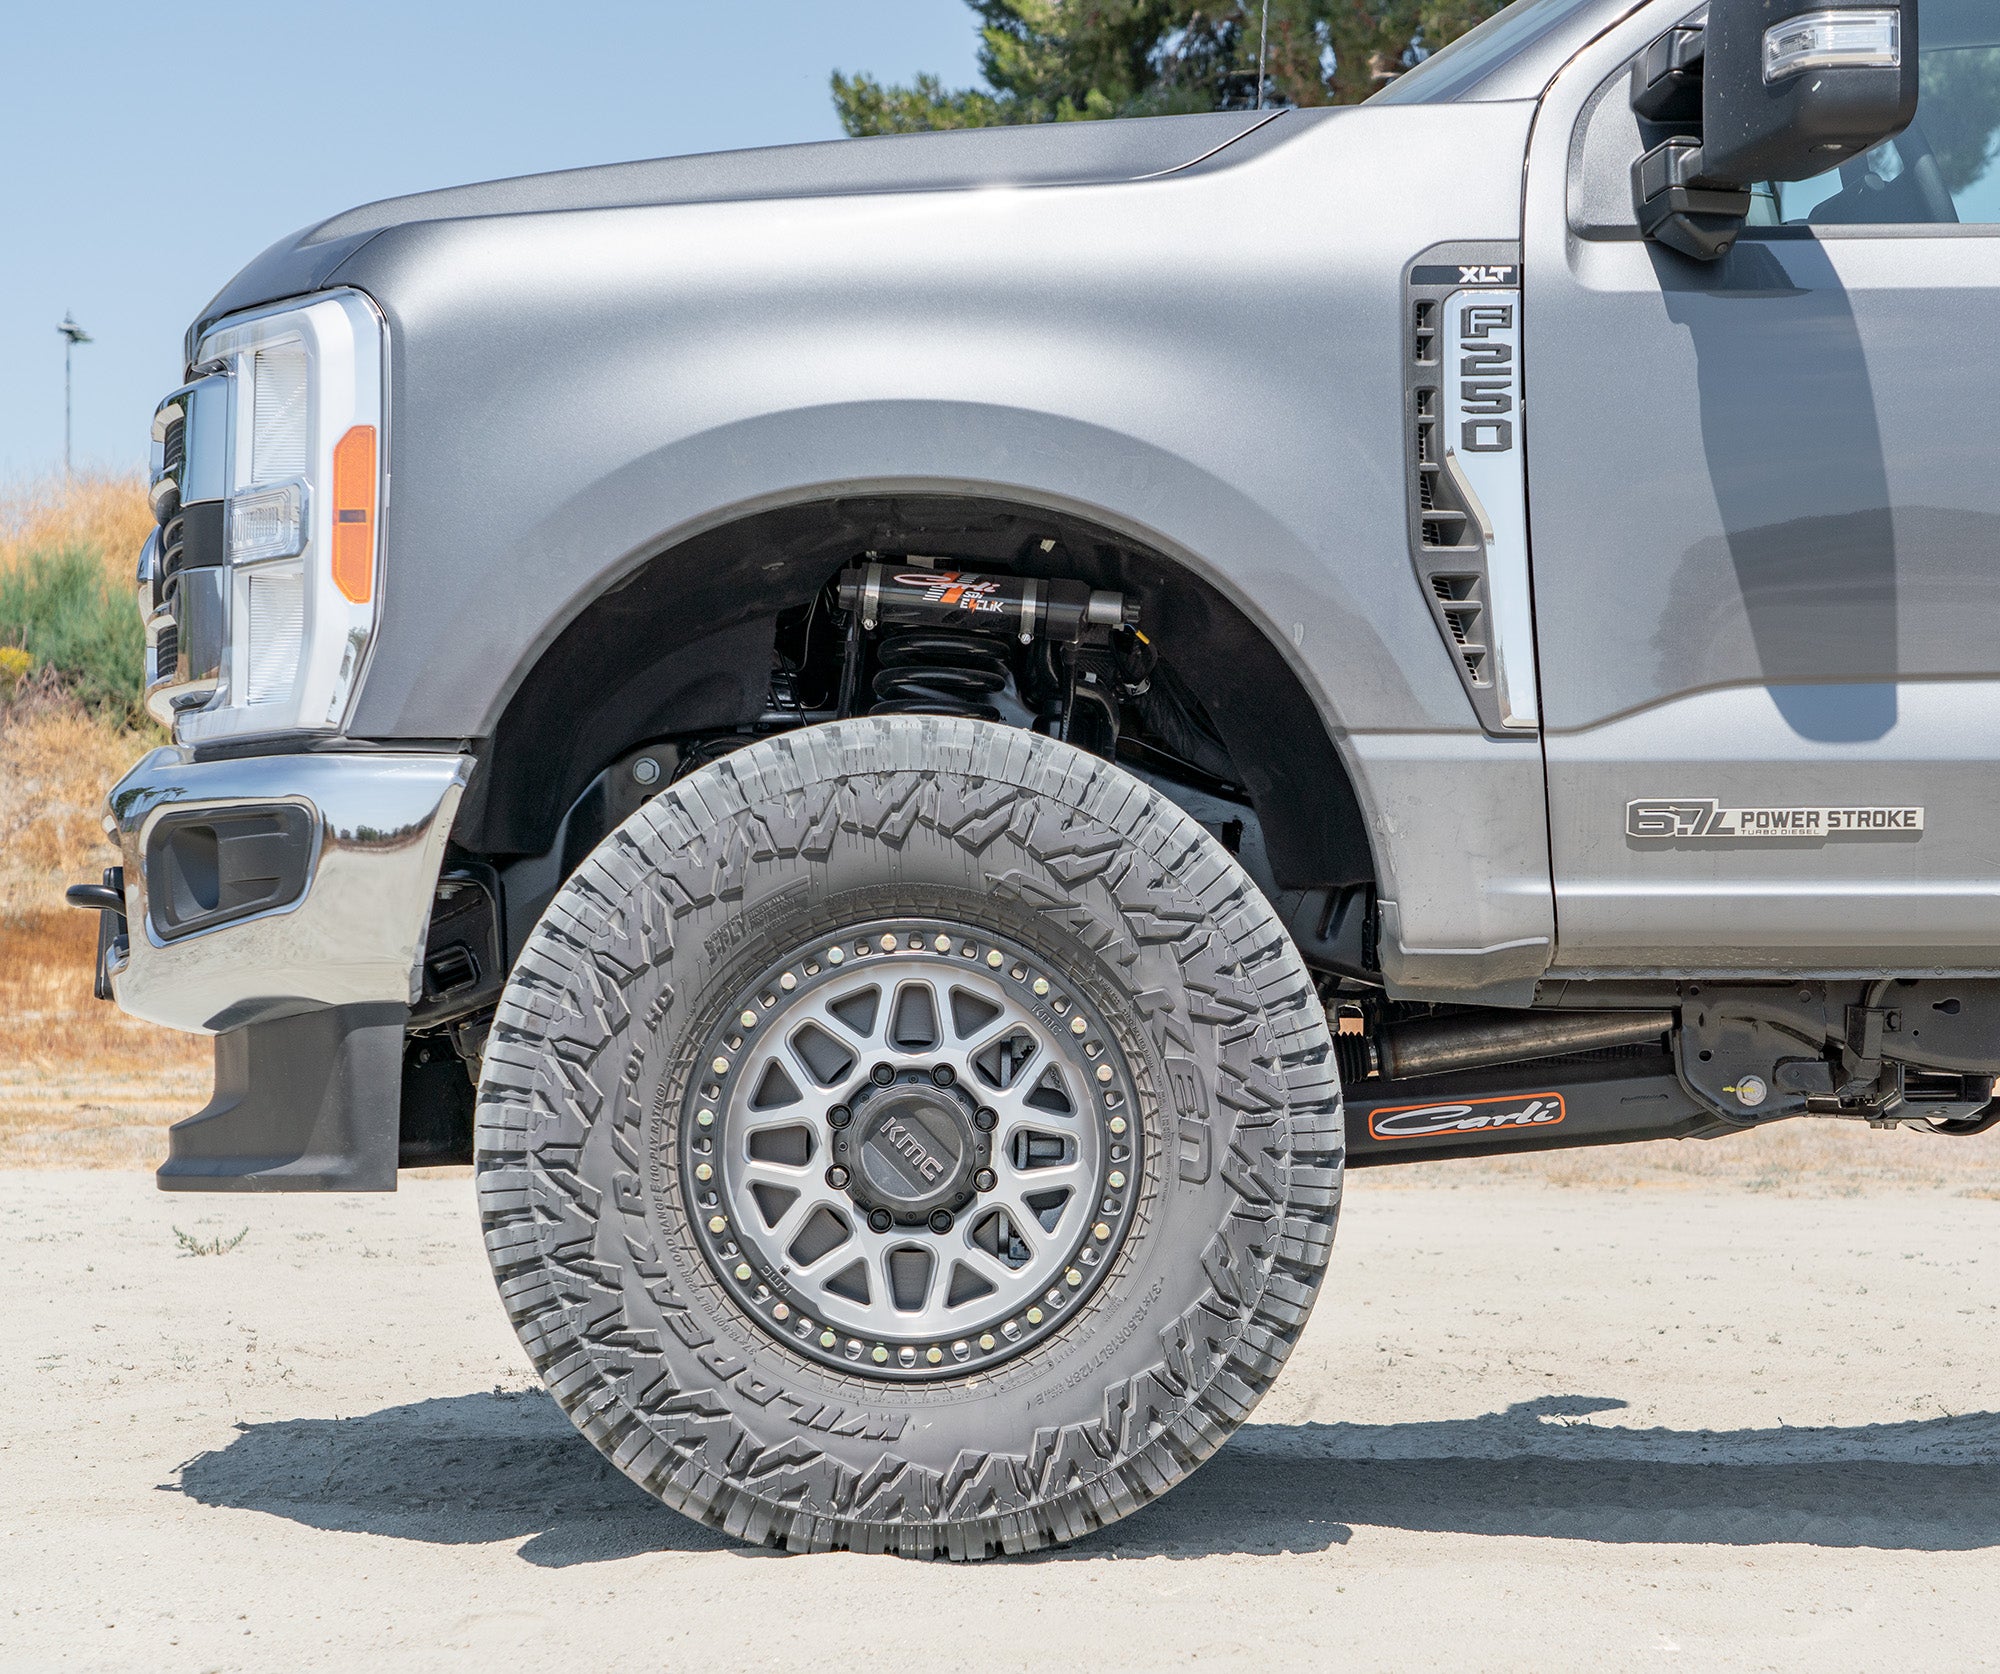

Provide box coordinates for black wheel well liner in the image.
[452,494,1375,893]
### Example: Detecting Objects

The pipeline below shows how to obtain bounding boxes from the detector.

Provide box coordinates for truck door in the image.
[1522,0,2000,974]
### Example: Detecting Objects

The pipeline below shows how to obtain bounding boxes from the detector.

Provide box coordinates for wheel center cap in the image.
[847,1082,978,1219]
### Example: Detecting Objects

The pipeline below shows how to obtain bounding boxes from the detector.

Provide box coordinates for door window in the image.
[1746,0,2000,226]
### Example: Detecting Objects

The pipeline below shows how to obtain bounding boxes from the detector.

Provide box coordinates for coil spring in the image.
[869,629,1012,720]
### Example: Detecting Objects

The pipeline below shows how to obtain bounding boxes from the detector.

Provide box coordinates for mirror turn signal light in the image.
[1764,9,1901,83]
[330,424,377,604]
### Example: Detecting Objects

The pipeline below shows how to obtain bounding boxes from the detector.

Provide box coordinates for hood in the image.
[192,109,1297,349]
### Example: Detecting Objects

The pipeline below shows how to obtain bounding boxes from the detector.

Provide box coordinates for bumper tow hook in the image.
[66,867,127,1002]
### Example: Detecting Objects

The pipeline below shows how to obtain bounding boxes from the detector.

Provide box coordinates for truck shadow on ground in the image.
[169,1392,2000,1568]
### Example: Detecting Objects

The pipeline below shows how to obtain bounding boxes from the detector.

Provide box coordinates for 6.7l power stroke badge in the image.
[1627,799,1924,839]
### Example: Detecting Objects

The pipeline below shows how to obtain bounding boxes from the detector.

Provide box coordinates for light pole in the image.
[57,312,93,475]
[1255,0,1270,109]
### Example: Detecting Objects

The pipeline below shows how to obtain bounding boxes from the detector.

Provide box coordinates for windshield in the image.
[1370,0,1634,105]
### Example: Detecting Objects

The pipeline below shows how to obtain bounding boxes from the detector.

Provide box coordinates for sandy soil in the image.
[4,1168,1996,1673]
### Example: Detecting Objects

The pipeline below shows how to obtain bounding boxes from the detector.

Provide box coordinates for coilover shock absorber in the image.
[836,562,1135,644]
[833,561,1139,745]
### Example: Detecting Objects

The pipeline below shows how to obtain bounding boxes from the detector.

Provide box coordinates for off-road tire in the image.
[474,716,1341,1557]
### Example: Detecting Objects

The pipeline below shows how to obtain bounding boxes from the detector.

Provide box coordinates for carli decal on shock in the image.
[1366,1093,1566,1141]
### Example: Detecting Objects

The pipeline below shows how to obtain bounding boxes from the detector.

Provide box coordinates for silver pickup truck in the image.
[76,0,1998,1557]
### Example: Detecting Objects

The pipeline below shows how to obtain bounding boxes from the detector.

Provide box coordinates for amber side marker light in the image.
[330,424,378,604]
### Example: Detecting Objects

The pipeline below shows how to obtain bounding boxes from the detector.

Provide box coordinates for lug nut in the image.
[827,1165,851,1189]
[973,1168,997,1192]
[872,1063,895,1086]
[868,1208,894,1233]
[973,1107,997,1132]
[828,1104,852,1129]
[928,1209,954,1234]
[930,1064,955,1087]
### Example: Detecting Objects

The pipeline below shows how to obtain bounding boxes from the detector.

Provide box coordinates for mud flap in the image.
[157,1003,407,1192]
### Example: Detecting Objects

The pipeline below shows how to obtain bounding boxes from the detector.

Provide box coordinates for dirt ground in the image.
[4,1166,1997,1673]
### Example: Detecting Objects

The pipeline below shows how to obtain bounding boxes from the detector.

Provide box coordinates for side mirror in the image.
[1632,1,1920,260]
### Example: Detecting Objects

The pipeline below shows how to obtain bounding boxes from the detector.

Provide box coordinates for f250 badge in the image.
[1627,799,1924,839]
[1367,1094,1565,1141]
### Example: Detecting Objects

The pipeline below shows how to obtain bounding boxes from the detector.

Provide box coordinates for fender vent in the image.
[1412,301,1438,363]
[1430,573,1486,678]
[1405,242,1523,730]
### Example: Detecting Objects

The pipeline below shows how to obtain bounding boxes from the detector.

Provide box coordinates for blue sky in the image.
[0,1,982,480]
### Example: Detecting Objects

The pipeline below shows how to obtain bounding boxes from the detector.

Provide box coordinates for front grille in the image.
[158,508,185,587]
[146,373,230,721]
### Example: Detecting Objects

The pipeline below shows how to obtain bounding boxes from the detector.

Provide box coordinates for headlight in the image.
[226,483,306,565]
[169,290,385,743]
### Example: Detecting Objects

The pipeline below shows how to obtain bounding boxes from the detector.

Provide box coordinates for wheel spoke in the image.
[960,1222,1036,1278]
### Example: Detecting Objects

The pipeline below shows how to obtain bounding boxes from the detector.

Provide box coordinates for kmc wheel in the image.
[474,716,1341,1558]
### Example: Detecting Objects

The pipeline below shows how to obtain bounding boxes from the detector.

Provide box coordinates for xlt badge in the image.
[1627,799,1925,839]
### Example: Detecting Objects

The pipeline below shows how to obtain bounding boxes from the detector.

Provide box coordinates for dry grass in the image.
[0,700,147,920]
[0,910,209,1168]
[1,475,206,1168]
[0,472,154,588]
[0,684,209,1168]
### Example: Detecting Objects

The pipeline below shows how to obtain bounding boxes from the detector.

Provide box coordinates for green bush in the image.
[0,546,142,720]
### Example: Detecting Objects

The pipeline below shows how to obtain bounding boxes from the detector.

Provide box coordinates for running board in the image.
[1344,1054,1730,1167]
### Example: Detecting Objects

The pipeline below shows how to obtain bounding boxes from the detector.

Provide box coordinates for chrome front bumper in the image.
[105,747,472,1035]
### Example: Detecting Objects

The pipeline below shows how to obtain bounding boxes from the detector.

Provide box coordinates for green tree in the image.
[832,0,1510,135]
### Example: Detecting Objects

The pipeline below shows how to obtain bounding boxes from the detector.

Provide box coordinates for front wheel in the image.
[474,716,1340,1557]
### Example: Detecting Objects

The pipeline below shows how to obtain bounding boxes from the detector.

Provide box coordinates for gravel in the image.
[4,1167,1997,1672]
